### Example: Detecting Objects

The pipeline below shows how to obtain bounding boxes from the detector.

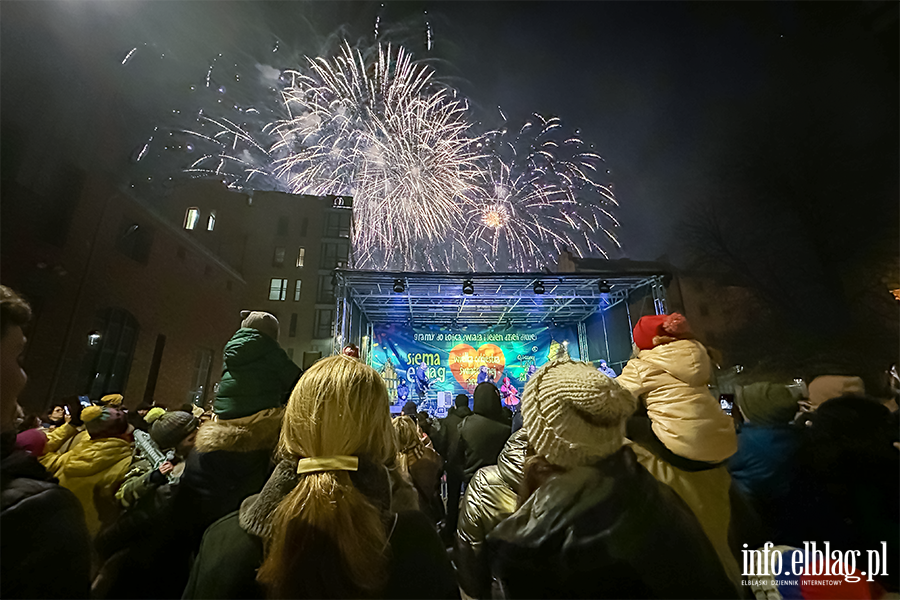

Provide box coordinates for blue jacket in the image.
[728,423,799,502]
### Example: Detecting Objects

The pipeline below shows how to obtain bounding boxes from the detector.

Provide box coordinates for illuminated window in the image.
[184,208,200,230]
[294,280,302,302]
[207,210,216,231]
[296,247,305,268]
[273,246,285,267]
[269,278,288,301]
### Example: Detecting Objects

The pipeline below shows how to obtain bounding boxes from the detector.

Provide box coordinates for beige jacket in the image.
[617,339,736,463]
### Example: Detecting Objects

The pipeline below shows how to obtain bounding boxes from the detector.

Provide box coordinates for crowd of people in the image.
[1,283,898,599]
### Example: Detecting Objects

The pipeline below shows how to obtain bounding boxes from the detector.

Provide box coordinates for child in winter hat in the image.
[617,313,737,466]
[145,407,199,450]
[523,359,636,468]
[212,311,301,420]
[82,405,129,439]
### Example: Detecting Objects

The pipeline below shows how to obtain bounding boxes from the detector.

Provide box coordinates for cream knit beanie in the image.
[240,310,280,341]
[523,359,636,468]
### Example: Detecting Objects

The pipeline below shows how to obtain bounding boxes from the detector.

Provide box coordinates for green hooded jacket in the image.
[214,328,301,420]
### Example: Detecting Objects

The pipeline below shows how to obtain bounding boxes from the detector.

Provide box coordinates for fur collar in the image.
[194,407,284,454]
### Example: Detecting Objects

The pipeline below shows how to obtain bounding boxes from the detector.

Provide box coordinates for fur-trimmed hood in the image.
[194,407,284,454]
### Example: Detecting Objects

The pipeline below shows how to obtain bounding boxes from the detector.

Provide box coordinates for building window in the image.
[273,246,286,267]
[317,274,335,303]
[299,217,309,237]
[79,308,139,398]
[314,309,334,339]
[296,247,305,268]
[325,211,351,238]
[116,220,154,264]
[184,208,200,230]
[294,280,302,302]
[289,314,297,337]
[269,278,288,301]
[207,210,217,231]
[277,216,289,236]
[319,241,349,269]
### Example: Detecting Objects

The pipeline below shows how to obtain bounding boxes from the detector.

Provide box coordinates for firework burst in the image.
[467,113,620,271]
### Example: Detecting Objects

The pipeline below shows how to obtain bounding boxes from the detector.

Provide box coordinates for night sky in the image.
[2,1,897,266]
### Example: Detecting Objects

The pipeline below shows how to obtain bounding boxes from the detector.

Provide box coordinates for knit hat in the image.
[98,394,124,407]
[807,375,865,409]
[240,310,279,340]
[739,383,798,426]
[522,359,637,468]
[16,428,47,457]
[632,313,692,351]
[81,405,128,439]
[147,409,199,449]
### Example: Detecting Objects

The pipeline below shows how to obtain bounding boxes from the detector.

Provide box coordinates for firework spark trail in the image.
[269,42,482,270]
[466,112,619,270]
[148,39,618,271]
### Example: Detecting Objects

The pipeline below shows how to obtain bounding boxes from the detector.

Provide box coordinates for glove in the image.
[148,469,168,486]
[66,398,85,427]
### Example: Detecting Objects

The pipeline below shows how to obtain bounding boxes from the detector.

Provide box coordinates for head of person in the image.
[135,402,152,417]
[632,312,693,351]
[257,355,397,599]
[401,401,418,420]
[98,394,124,408]
[18,413,42,433]
[240,310,280,341]
[520,359,636,501]
[473,382,502,419]
[81,405,129,440]
[416,411,432,434]
[392,415,424,472]
[738,382,798,426]
[1,285,31,433]
[454,393,470,409]
[47,403,67,423]
[146,408,199,454]
[807,375,865,411]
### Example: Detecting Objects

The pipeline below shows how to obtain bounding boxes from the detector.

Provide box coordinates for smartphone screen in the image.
[79,396,91,407]
[719,394,734,416]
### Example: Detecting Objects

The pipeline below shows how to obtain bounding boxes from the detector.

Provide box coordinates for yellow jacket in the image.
[40,425,133,536]
[617,339,736,463]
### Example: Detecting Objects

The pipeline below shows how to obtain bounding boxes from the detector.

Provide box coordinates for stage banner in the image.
[371,323,580,417]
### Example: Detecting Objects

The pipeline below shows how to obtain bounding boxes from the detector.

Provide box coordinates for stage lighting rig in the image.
[393,279,405,293]
[462,280,475,295]
[533,281,545,294]
[598,280,612,294]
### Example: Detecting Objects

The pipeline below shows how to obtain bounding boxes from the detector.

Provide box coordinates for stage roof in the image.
[334,269,669,327]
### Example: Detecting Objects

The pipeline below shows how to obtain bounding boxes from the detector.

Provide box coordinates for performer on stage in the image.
[476,365,494,384]
[500,376,520,408]
[397,377,410,403]
[414,362,431,401]
[524,364,537,381]
[597,359,617,378]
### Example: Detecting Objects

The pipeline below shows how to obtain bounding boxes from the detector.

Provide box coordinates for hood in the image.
[637,339,710,386]
[224,329,279,369]
[473,383,503,420]
[497,428,528,493]
[62,437,132,478]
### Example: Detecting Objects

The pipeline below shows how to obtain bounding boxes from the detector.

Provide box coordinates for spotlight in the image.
[598,280,611,294]
[533,281,545,295]
[462,280,474,295]
[393,279,405,293]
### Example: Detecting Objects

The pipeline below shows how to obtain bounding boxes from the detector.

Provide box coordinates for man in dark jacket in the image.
[434,393,472,539]
[486,359,738,599]
[457,383,511,483]
[0,285,92,598]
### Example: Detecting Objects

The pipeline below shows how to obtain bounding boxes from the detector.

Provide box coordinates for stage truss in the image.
[332,269,670,359]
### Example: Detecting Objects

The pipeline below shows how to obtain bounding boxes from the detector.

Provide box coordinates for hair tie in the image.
[296,455,359,475]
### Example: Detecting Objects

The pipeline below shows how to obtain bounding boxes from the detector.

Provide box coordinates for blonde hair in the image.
[257,355,397,598]
[392,415,424,473]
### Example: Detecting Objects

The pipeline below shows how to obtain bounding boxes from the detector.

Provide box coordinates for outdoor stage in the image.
[332,269,670,416]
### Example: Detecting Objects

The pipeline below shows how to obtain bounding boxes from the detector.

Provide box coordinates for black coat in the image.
[457,385,511,482]
[487,447,739,599]
[433,405,472,463]
[0,432,92,599]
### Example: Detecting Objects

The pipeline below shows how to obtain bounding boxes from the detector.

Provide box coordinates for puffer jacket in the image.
[1,431,92,598]
[456,428,528,599]
[457,386,511,482]
[41,427,133,536]
[214,329,301,420]
[486,446,739,599]
[617,339,736,463]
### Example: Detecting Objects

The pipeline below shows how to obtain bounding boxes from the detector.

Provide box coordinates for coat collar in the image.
[194,407,284,454]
